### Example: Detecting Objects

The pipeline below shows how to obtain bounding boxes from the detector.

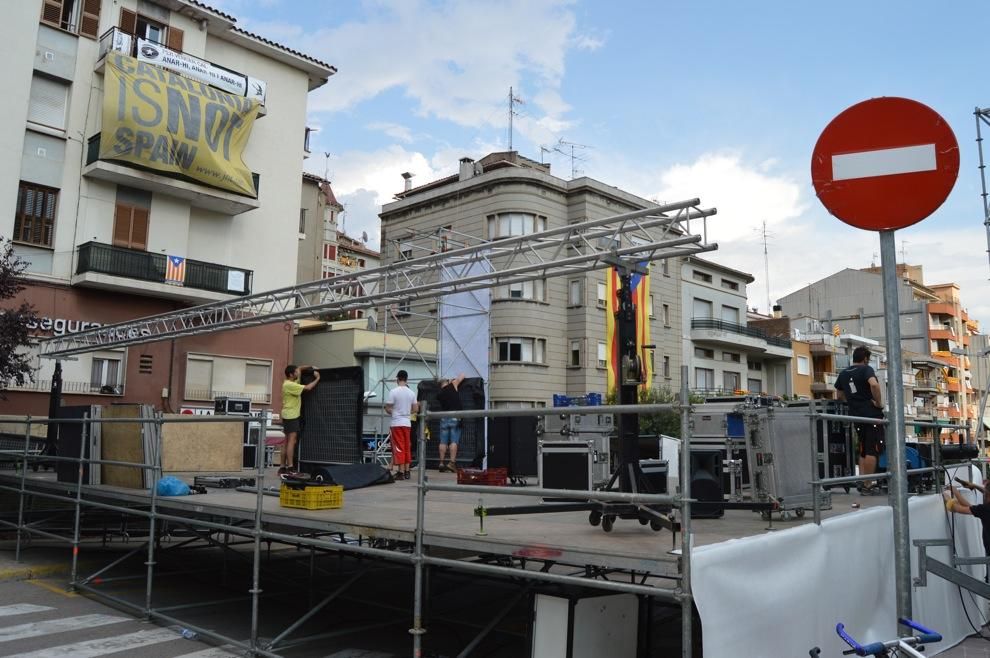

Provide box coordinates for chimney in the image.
[459,157,475,181]
[772,304,782,319]
[401,172,413,192]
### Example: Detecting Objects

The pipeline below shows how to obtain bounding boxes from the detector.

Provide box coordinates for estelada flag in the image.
[165,255,186,285]
[605,265,653,393]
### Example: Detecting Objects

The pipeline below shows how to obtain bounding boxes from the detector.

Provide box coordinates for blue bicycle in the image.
[809,618,942,657]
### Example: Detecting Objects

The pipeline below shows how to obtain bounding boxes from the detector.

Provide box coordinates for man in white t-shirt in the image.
[384,370,419,480]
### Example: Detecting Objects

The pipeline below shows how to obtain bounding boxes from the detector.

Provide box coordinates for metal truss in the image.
[975,108,990,276]
[40,199,717,358]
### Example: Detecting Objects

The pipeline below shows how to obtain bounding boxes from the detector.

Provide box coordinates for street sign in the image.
[811,97,959,231]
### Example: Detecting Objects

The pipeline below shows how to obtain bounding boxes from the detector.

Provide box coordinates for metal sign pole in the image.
[880,229,911,623]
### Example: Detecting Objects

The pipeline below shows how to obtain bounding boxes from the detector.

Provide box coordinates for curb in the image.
[0,562,69,583]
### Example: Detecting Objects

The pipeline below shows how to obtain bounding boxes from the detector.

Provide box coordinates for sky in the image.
[214,0,990,327]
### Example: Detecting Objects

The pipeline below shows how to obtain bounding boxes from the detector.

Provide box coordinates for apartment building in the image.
[378,151,685,407]
[682,257,794,397]
[1,0,334,414]
[777,265,981,434]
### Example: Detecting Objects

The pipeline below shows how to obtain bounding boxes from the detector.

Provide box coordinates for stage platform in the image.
[0,467,890,577]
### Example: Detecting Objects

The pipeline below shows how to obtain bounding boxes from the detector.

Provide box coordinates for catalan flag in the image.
[605,264,653,393]
[165,255,186,285]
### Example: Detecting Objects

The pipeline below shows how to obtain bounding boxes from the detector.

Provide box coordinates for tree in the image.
[0,238,39,398]
[606,385,704,438]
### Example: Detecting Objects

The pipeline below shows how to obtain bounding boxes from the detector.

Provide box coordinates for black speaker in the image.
[639,459,668,494]
[689,450,724,518]
[56,406,94,484]
[941,443,980,462]
[298,367,364,467]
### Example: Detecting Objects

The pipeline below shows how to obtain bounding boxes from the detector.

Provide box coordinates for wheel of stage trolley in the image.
[601,516,614,532]
[589,510,602,527]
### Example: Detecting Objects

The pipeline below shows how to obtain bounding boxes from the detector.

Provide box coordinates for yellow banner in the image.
[100,53,259,197]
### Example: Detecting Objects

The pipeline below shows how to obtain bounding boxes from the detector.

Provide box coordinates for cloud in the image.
[366,121,414,143]
[246,0,586,139]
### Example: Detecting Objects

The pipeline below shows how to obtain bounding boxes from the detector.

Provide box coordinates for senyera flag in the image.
[605,265,653,394]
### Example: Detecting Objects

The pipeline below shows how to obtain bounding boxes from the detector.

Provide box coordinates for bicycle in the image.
[808,618,941,657]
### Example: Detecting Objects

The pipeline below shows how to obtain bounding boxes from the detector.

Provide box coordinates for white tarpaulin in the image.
[439,257,491,381]
[692,465,986,658]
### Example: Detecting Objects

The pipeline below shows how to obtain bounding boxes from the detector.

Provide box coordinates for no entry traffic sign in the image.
[811,97,959,231]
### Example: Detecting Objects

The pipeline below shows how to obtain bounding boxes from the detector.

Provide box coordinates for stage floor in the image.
[1,467,894,578]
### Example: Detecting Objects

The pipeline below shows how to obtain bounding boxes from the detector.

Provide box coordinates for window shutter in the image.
[28,76,68,130]
[119,8,137,34]
[112,204,131,247]
[166,26,184,51]
[79,0,101,38]
[40,0,63,28]
[131,207,149,249]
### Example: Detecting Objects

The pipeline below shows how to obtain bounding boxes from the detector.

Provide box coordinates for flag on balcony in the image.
[605,265,653,394]
[165,255,186,285]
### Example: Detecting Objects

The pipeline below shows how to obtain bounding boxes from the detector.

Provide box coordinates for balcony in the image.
[84,134,261,215]
[186,388,271,405]
[5,379,124,396]
[811,372,837,392]
[690,318,792,357]
[932,351,961,368]
[928,328,957,342]
[928,302,957,317]
[913,377,939,393]
[73,241,252,304]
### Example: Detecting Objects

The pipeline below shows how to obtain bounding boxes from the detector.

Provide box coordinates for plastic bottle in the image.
[180,628,198,640]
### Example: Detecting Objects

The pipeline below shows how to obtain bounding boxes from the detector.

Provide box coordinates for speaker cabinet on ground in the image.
[487,416,538,479]
[689,450,724,519]
[298,367,364,468]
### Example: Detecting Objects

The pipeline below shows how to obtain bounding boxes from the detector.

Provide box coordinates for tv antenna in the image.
[757,220,773,313]
[539,144,552,164]
[553,139,591,179]
[324,152,333,181]
[900,239,909,264]
[508,87,524,151]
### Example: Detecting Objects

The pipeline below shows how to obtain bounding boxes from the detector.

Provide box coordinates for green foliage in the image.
[0,238,38,398]
[605,385,700,438]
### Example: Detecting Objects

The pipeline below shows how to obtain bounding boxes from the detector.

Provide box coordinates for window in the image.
[323,244,337,260]
[597,282,607,307]
[184,355,273,403]
[568,279,584,307]
[497,279,545,301]
[662,303,670,327]
[721,305,739,324]
[749,361,762,371]
[569,340,581,367]
[185,359,214,400]
[40,0,101,39]
[695,368,715,390]
[14,182,58,247]
[299,209,307,236]
[663,355,671,378]
[694,347,714,359]
[487,212,546,239]
[723,371,741,392]
[797,355,810,376]
[120,8,184,50]
[723,351,741,363]
[748,378,762,393]
[661,259,669,276]
[244,363,272,401]
[493,400,545,409]
[692,298,713,319]
[597,342,608,368]
[647,294,655,318]
[90,356,122,393]
[721,278,740,291]
[28,75,69,131]
[692,270,712,283]
[495,337,546,364]
[112,186,151,250]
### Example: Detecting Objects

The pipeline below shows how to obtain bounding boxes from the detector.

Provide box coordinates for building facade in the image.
[1,0,333,415]
[378,151,685,408]
[681,257,794,398]
[777,265,981,435]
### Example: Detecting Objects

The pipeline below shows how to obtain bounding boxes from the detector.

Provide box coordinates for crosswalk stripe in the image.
[176,646,241,657]
[0,604,54,617]
[0,614,129,643]
[4,627,179,657]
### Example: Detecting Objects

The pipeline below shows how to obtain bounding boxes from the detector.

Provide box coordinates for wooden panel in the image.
[131,207,149,249]
[166,26,184,51]
[112,204,131,247]
[79,0,101,38]
[41,0,63,28]
[161,415,242,472]
[119,7,137,34]
[100,405,145,489]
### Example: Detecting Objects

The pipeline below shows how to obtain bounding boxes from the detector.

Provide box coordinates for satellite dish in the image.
[361,231,369,243]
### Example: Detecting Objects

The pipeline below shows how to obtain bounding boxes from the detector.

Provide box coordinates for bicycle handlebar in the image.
[898,617,942,645]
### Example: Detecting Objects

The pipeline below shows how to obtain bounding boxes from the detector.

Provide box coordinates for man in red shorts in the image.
[384,370,418,480]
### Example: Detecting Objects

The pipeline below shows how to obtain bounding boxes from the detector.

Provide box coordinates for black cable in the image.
[941,469,990,639]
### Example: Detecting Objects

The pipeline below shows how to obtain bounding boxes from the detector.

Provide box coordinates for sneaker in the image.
[439,463,452,473]
[448,462,457,473]
[403,472,411,480]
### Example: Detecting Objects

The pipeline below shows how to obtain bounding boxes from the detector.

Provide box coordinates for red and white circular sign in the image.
[811,97,959,231]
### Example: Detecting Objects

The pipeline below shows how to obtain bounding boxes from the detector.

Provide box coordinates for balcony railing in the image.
[185,388,272,404]
[691,318,792,349]
[5,379,123,395]
[86,134,260,198]
[812,372,838,386]
[76,241,253,296]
